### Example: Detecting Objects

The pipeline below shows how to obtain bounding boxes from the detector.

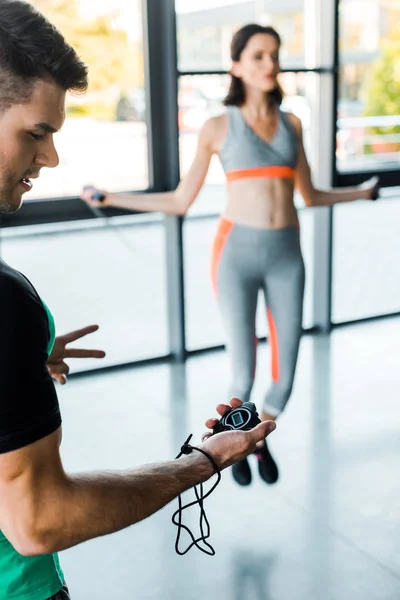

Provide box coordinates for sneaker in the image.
[232,458,251,486]
[255,442,279,484]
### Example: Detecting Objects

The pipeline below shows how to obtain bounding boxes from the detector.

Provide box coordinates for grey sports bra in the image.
[219,105,299,182]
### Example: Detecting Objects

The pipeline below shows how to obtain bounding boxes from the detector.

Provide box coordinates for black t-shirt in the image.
[0,259,61,454]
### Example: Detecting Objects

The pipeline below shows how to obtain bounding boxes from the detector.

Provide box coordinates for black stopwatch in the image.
[213,401,261,434]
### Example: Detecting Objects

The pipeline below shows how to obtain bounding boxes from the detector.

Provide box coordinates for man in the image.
[0,2,276,599]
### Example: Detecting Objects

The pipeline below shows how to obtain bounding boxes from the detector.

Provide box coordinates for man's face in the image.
[0,79,66,214]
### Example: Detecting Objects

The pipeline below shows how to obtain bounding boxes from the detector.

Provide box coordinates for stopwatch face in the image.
[223,407,252,430]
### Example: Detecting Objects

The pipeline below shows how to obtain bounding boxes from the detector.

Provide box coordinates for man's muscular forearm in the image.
[2,406,274,556]
[31,453,213,555]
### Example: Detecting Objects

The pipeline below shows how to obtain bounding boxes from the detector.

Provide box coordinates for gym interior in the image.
[1,1,399,598]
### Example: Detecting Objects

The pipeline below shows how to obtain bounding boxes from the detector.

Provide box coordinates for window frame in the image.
[2,0,399,378]
[335,0,400,187]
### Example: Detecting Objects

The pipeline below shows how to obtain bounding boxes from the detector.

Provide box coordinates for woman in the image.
[81,24,379,487]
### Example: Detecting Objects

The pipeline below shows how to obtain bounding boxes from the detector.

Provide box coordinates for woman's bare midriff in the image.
[222,178,299,230]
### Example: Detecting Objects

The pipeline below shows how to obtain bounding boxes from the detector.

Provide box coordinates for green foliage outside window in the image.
[34,0,144,120]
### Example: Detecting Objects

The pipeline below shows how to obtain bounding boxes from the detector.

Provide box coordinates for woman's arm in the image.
[289,114,379,208]
[81,117,220,216]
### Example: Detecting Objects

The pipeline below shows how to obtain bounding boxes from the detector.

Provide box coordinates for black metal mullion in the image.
[332,0,340,188]
[67,354,172,380]
[143,0,186,362]
[337,169,400,188]
[0,197,147,228]
[332,311,400,328]
[327,0,341,331]
[178,67,335,77]
[142,0,180,194]
[64,309,400,381]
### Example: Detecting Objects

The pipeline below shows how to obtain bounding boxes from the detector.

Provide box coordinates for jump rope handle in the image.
[83,185,106,203]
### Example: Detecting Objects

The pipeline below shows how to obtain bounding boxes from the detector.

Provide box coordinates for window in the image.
[332,192,400,322]
[176,0,307,72]
[1,221,168,368]
[27,0,148,201]
[333,0,400,323]
[0,1,169,373]
[179,74,227,216]
[337,0,400,173]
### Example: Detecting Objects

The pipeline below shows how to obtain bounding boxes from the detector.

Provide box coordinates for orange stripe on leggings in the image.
[211,218,234,295]
[226,166,296,182]
[267,308,280,382]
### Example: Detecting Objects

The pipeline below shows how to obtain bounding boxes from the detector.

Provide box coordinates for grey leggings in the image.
[212,218,305,416]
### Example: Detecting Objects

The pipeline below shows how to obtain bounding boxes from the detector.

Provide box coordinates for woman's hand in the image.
[81,186,112,208]
[358,176,380,201]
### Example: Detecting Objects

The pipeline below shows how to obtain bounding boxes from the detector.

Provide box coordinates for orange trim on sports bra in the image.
[226,166,296,182]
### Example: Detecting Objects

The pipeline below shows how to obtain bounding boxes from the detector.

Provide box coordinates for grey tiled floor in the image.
[56,319,400,600]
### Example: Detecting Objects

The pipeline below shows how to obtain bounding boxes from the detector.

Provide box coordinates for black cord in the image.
[172,434,221,556]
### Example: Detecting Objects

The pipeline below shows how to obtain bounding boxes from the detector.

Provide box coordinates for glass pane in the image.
[0,222,168,369]
[184,210,314,351]
[179,72,315,216]
[332,194,400,323]
[179,74,227,216]
[337,0,400,172]
[27,0,148,200]
[176,0,306,72]
[184,218,225,349]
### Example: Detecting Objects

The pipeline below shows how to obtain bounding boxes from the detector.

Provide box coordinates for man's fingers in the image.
[251,420,276,443]
[215,398,243,416]
[62,325,100,343]
[201,432,213,442]
[205,418,219,430]
[213,404,232,418]
[229,397,243,409]
[64,348,106,359]
[49,362,70,375]
[205,417,276,439]
[207,399,244,426]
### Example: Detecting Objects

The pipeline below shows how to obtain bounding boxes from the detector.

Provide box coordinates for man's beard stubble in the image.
[0,183,20,214]
[0,203,18,215]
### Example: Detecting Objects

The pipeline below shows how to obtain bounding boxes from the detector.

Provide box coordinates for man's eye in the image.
[29,132,44,141]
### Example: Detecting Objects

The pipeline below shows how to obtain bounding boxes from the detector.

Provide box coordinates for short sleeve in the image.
[0,270,61,453]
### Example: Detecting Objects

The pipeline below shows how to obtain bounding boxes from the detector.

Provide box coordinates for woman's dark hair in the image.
[223,24,283,108]
[0,0,88,111]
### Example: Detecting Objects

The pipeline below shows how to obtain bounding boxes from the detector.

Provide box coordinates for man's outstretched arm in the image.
[0,404,275,556]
